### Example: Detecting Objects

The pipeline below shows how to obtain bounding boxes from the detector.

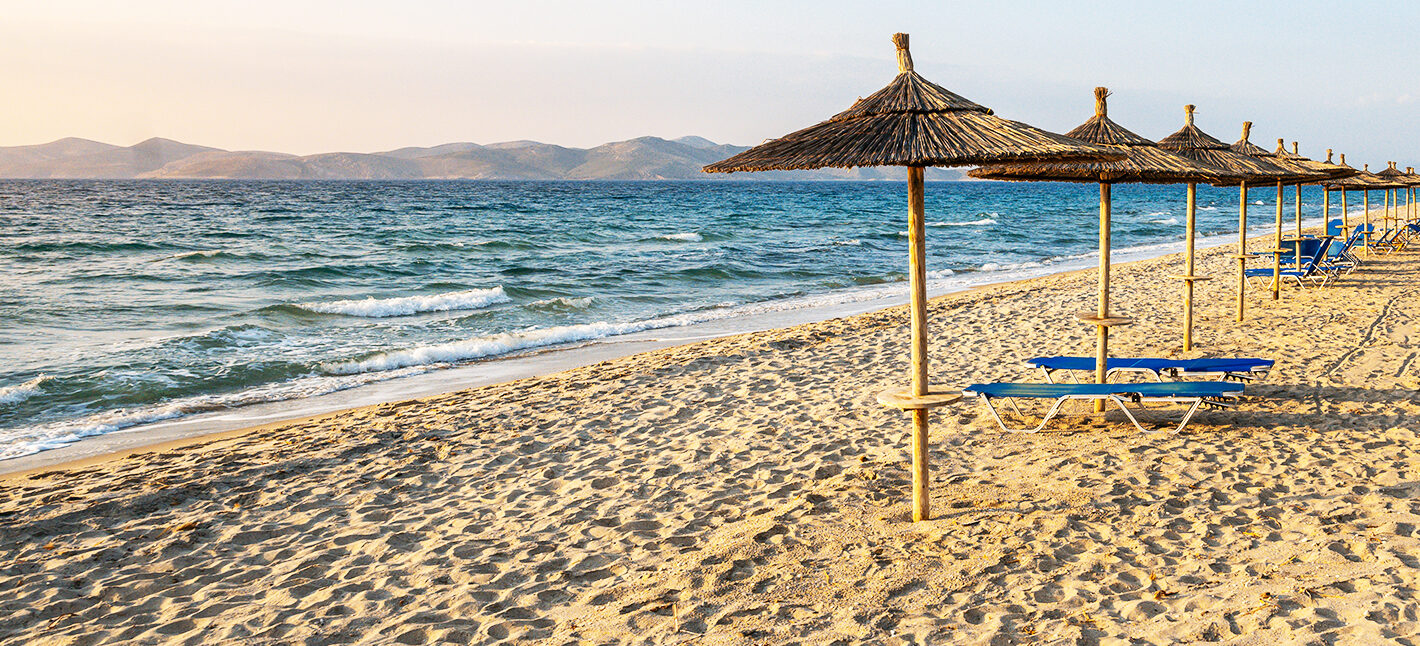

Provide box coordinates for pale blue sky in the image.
[3,0,1417,166]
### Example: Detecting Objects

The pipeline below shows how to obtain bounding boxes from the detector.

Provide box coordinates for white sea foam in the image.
[928,218,998,227]
[1200,206,1219,211]
[0,376,50,405]
[979,261,1044,272]
[1151,217,1181,225]
[325,321,665,374]
[1147,211,1171,217]
[0,367,431,460]
[154,249,225,262]
[528,296,594,309]
[297,287,509,318]
[657,232,703,242]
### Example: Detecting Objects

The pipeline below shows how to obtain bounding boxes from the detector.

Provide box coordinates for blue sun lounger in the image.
[962,381,1245,434]
[1026,356,1274,383]
[1319,225,1368,275]
[1244,237,1334,287]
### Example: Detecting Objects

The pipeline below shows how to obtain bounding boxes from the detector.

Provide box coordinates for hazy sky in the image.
[3,1,1418,165]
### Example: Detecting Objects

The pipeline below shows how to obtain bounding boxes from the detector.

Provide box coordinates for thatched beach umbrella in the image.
[1156,112,1292,323]
[1274,140,1355,267]
[1323,160,1389,254]
[1285,146,1356,239]
[969,88,1237,358]
[705,33,1121,522]
[1375,162,1409,242]
[1321,153,1362,233]
[1225,126,1324,300]
[1404,167,1420,227]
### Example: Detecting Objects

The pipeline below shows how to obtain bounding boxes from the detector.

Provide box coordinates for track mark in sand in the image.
[1324,294,1404,377]
[1396,352,1417,379]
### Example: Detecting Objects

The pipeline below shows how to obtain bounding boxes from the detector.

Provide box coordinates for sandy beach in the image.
[4,217,1419,644]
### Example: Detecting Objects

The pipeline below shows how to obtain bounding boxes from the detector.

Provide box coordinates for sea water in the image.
[0,179,1347,459]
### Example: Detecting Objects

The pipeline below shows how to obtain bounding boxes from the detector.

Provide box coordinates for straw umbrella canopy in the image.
[1156,111,1295,323]
[970,88,1239,360]
[705,33,1121,523]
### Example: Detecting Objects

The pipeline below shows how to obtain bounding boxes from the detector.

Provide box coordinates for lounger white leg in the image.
[1112,396,1205,435]
[982,397,1022,432]
[1109,396,1155,434]
[977,395,1071,434]
[1169,398,1205,434]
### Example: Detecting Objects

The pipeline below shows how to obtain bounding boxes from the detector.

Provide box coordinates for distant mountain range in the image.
[0,136,962,181]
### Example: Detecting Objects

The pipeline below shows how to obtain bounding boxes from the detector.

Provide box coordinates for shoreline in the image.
[0,218,1328,478]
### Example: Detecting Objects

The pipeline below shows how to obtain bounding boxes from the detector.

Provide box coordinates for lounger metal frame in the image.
[1035,363,1271,384]
[967,389,1238,435]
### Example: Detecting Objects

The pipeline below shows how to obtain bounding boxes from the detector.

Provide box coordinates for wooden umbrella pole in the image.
[1095,182,1111,413]
[1295,184,1303,271]
[1342,189,1349,233]
[906,165,930,522]
[1184,182,1197,350]
[1365,190,1372,255]
[1236,182,1248,322]
[1385,189,1391,243]
[1323,185,1330,235]
[1272,182,1283,300]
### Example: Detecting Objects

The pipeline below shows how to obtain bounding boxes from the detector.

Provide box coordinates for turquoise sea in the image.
[0,180,1346,459]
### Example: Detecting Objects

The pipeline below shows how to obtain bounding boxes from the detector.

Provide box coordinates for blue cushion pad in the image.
[1026,357,1273,373]
[964,382,1245,399]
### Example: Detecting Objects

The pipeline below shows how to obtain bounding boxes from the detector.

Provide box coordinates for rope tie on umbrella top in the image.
[892,33,913,73]
[1185,104,1196,126]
